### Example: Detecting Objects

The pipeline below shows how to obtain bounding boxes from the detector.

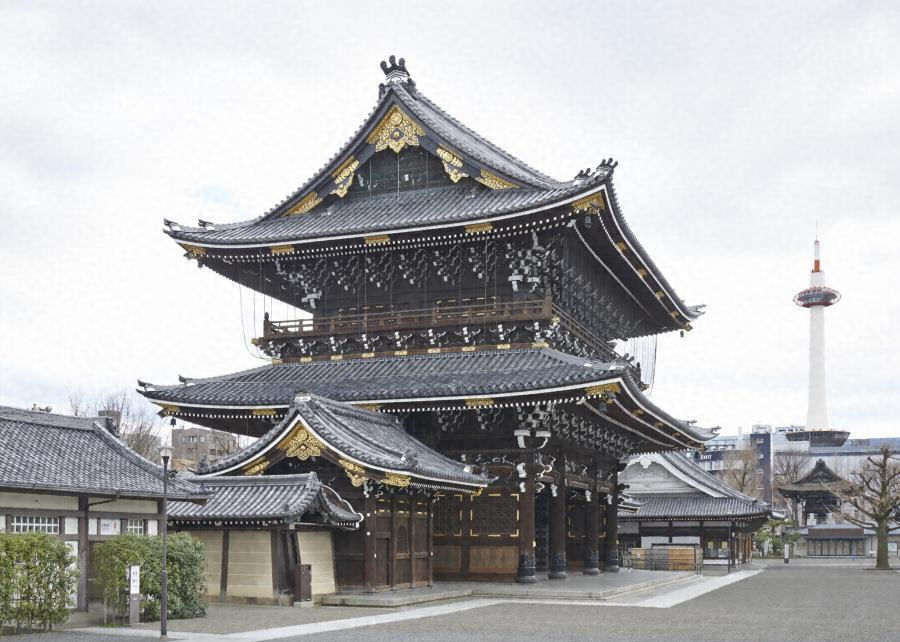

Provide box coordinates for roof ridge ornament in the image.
[380,55,410,84]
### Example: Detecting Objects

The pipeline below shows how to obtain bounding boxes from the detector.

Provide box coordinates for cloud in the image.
[1,1,897,437]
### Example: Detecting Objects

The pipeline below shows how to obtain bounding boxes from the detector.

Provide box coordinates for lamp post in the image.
[158,442,174,640]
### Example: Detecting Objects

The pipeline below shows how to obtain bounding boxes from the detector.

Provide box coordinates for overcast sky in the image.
[2,1,898,438]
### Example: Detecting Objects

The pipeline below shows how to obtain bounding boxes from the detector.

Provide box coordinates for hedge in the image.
[0,532,78,632]
[93,533,207,621]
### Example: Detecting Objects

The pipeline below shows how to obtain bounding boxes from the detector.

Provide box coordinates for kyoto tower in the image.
[789,237,847,447]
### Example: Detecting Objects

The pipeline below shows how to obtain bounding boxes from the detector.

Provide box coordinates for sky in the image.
[1,1,898,438]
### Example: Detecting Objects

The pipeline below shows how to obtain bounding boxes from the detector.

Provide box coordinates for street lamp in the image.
[158,441,174,640]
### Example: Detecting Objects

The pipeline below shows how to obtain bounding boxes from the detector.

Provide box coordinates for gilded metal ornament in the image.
[571,193,606,214]
[331,157,360,198]
[285,192,323,216]
[436,147,468,183]
[180,244,206,257]
[243,458,269,476]
[280,426,324,460]
[339,459,368,487]
[465,398,495,408]
[270,245,294,255]
[365,234,391,246]
[367,106,425,153]
[251,408,278,416]
[475,169,517,190]
[382,473,412,488]
[464,222,493,234]
[584,383,622,398]
[159,404,180,415]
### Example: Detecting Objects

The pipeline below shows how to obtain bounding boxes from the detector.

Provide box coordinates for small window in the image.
[11,515,59,534]
[126,519,145,535]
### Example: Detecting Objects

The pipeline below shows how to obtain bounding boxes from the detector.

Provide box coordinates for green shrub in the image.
[0,532,78,632]
[93,533,206,622]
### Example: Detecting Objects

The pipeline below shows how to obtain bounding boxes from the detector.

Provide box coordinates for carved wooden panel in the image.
[433,494,463,536]
[470,493,518,536]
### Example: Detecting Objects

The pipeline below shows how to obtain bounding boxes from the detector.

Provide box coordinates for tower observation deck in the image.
[788,238,847,447]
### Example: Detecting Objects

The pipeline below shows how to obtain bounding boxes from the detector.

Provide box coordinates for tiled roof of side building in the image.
[168,473,360,528]
[200,393,490,488]
[621,452,780,521]
[0,406,207,501]
[620,495,771,520]
[139,348,715,444]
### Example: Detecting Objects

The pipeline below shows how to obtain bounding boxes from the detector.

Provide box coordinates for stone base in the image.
[548,571,568,580]
[582,568,600,576]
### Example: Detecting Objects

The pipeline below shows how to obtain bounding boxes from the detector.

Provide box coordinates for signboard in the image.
[100,519,120,536]
[127,565,140,595]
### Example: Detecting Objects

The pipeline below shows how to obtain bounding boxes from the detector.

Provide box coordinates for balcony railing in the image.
[262,297,555,338]
[259,296,625,365]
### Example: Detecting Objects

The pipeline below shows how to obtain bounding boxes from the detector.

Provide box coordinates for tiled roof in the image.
[620,494,771,520]
[0,406,207,501]
[140,349,713,443]
[142,348,616,405]
[202,393,490,488]
[622,452,777,521]
[168,473,359,527]
[167,183,578,246]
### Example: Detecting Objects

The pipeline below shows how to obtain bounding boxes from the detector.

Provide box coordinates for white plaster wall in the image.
[64,517,79,534]
[147,519,158,536]
[298,531,336,597]
[89,498,158,514]
[0,492,78,510]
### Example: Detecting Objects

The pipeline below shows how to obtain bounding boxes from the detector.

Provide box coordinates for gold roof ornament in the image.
[436,147,468,183]
[465,398,495,408]
[180,244,206,257]
[339,459,369,487]
[367,106,425,153]
[464,222,493,234]
[571,193,606,215]
[285,192,323,217]
[242,458,269,476]
[280,426,324,460]
[475,169,517,190]
[584,383,621,397]
[331,157,360,198]
[382,473,412,488]
[365,234,391,246]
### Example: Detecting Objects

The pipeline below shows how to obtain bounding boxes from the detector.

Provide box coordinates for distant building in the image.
[620,452,779,568]
[171,426,239,470]
[691,425,773,503]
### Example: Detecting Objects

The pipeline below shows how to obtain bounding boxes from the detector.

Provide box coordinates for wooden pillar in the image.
[516,459,537,583]
[363,492,377,593]
[605,469,620,572]
[583,485,600,575]
[408,495,416,589]
[426,494,434,587]
[549,472,567,579]
[220,529,230,602]
[77,495,89,611]
[389,494,398,590]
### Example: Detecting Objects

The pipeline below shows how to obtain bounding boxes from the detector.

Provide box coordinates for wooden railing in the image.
[262,297,554,338]
[259,296,629,369]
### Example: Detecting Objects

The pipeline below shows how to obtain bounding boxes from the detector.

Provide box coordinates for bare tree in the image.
[722,448,762,498]
[68,389,162,461]
[774,450,811,524]
[841,446,900,570]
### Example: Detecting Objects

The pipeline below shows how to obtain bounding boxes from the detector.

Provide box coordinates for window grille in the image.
[126,519,145,535]
[11,515,60,533]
